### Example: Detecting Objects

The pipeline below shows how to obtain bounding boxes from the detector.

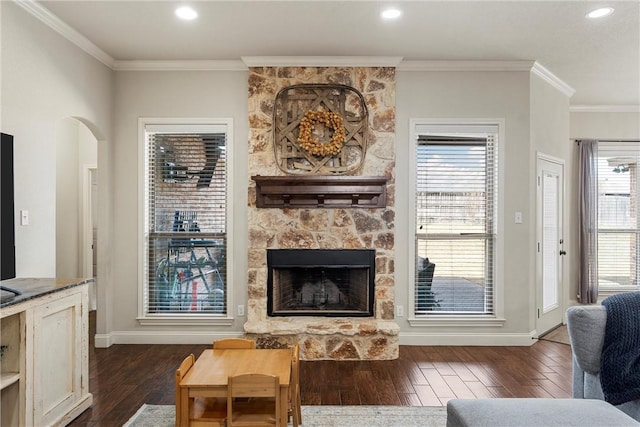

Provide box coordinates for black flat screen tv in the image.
[1,132,16,280]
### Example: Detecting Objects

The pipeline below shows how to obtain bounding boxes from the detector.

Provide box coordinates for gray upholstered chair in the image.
[567,304,640,421]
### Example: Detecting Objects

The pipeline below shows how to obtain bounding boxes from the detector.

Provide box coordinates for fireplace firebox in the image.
[267,249,375,317]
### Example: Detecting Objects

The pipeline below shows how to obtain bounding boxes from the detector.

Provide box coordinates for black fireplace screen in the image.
[267,249,375,317]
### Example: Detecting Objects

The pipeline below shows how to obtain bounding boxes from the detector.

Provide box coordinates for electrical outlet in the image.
[237,305,245,316]
[515,211,523,224]
[396,305,404,317]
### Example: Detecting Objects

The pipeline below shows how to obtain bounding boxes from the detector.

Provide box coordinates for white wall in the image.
[529,73,573,322]
[570,112,640,140]
[108,70,249,337]
[56,119,80,277]
[1,2,112,279]
[395,70,535,344]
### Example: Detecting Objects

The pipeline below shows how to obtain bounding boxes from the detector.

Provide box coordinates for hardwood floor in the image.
[68,312,573,426]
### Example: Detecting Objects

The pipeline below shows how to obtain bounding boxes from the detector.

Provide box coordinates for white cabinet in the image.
[1,312,25,427]
[30,293,85,426]
[1,280,92,426]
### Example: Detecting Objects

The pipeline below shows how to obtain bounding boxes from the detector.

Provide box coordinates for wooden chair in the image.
[288,343,302,427]
[175,354,227,427]
[213,338,256,349]
[227,373,280,427]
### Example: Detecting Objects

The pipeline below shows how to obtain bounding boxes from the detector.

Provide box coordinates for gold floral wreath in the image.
[297,109,347,157]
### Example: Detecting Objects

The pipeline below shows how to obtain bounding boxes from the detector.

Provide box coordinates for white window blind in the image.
[414,129,497,314]
[597,141,640,290]
[144,125,228,315]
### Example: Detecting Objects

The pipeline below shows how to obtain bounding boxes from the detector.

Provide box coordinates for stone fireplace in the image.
[267,249,375,317]
[245,66,399,360]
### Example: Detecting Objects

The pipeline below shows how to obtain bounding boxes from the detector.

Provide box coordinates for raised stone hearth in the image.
[245,318,399,360]
[246,66,399,360]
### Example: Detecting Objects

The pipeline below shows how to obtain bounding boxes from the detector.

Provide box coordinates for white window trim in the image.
[407,118,506,327]
[596,140,640,293]
[137,117,235,325]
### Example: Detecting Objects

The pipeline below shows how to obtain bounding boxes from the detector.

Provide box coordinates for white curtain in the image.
[577,139,599,303]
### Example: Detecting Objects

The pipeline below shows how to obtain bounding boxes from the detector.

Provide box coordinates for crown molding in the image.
[570,105,640,113]
[531,62,575,97]
[113,60,248,71]
[14,0,115,68]
[399,60,575,98]
[241,56,404,67]
[397,61,575,97]
[7,0,593,103]
[397,60,536,72]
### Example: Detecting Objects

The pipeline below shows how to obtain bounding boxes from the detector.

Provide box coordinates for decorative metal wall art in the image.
[273,84,368,175]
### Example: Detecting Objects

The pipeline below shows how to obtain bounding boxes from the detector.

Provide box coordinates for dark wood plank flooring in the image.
[68,312,572,426]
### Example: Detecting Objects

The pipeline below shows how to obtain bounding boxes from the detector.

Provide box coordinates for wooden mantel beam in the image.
[251,175,388,208]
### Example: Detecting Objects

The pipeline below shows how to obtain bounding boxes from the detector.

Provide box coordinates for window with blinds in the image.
[143,121,230,317]
[597,140,640,291]
[414,125,498,315]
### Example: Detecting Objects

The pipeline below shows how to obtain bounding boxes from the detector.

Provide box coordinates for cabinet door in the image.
[32,293,82,426]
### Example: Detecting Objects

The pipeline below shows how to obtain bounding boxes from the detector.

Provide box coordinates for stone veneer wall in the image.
[245,67,399,360]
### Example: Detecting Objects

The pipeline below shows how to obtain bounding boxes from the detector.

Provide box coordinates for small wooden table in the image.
[177,348,292,426]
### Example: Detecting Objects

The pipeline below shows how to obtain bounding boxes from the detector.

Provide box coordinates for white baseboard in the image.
[94,333,113,348]
[93,331,245,347]
[399,331,537,346]
[95,330,537,347]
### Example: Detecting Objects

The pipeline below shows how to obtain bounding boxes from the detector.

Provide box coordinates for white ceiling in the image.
[28,0,640,107]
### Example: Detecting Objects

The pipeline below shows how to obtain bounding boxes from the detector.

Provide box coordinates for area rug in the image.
[539,325,571,345]
[123,403,448,426]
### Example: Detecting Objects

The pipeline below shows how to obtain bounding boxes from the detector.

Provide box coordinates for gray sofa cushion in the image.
[446,398,640,426]
[619,400,640,422]
[567,305,607,374]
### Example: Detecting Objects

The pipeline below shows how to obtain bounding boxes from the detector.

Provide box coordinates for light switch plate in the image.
[20,210,29,226]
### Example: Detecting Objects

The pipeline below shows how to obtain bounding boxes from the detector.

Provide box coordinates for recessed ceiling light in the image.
[586,7,614,19]
[175,6,198,20]
[381,8,402,20]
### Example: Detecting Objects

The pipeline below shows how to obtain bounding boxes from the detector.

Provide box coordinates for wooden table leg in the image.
[178,387,189,427]
[279,386,289,427]
[175,388,182,427]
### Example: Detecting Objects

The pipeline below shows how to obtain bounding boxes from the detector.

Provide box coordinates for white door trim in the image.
[536,152,565,336]
[82,164,97,278]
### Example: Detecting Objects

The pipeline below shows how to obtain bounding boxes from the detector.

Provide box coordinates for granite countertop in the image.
[0,278,94,308]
